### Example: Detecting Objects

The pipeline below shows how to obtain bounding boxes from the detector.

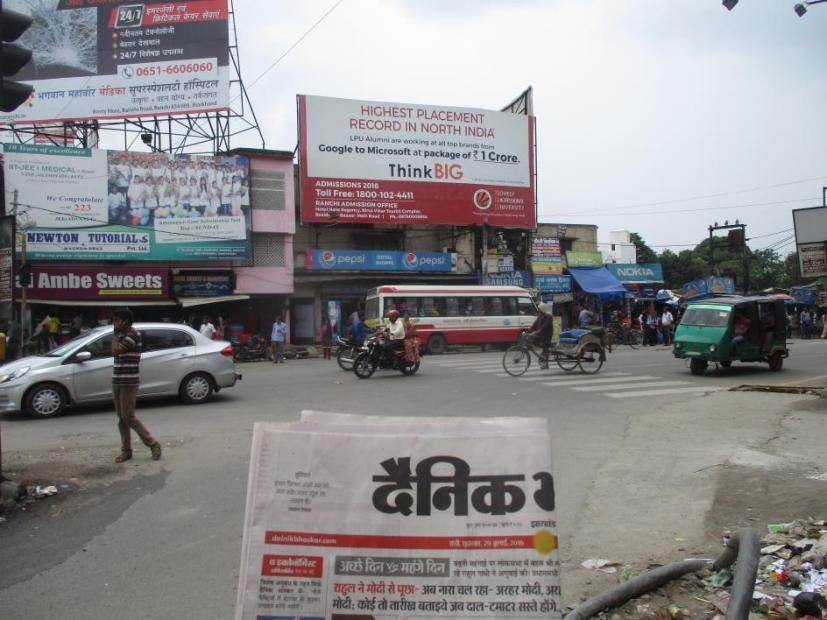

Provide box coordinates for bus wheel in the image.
[427,334,447,355]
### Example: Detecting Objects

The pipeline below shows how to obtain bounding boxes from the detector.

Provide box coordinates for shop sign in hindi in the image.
[298,95,536,228]
[171,271,234,297]
[16,266,169,301]
[530,237,562,274]
[0,0,230,124]
[307,249,455,272]
[534,274,572,293]
[236,412,561,619]
[798,243,827,278]
[565,251,603,268]
[2,144,250,261]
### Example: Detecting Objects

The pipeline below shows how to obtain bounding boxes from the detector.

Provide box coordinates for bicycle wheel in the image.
[556,351,579,371]
[577,343,604,374]
[626,330,642,349]
[502,346,531,377]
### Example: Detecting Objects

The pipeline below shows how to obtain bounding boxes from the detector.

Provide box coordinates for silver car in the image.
[0,323,241,418]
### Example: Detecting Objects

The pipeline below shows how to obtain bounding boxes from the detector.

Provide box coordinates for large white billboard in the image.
[0,0,230,124]
[299,95,536,228]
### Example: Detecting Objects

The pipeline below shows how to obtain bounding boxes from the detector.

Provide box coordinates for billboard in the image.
[298,95,535,228]
[798,243,827,279]
[530,237,562,274]
[792,207,827,279]
[2,143,250,261]
[534,274,572,293]
[565,251,603,268]
[606,263,664,283]
[16,266,169,301]
[0,0,230,125]
[306,249,455,272]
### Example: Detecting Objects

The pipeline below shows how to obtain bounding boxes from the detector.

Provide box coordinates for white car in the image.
[0,323,241,418]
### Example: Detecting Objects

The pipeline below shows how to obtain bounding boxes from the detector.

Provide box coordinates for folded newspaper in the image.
[235,412,561,619]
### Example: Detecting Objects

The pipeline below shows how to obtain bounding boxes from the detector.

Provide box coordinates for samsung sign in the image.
[606,263,663,283]
[307,249,455,272]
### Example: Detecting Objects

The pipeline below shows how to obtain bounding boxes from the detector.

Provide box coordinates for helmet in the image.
[387,309,400,319]
[537,302,552,315]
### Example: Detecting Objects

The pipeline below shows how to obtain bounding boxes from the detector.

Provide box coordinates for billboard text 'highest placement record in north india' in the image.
[298,95,536,229]
[0,0,230,124]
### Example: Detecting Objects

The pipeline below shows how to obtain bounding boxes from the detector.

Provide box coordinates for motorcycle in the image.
[335,335,360,371]
[352,333,420,379]
[231,334,270,362]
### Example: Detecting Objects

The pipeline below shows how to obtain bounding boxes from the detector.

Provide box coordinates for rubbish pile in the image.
[581,518,827,619]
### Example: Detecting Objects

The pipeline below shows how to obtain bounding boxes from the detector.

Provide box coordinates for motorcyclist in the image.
[530,302,555,369]
[383,309,406,361]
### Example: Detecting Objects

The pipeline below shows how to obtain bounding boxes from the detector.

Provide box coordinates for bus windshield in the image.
[681,307,731,327]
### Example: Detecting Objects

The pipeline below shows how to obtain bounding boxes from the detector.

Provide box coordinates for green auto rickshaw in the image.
[673,296,788,376]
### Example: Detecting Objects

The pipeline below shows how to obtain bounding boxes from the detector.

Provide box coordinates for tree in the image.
[630,232,658,264]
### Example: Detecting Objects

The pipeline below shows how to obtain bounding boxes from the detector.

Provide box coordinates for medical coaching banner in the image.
[298,95,536,228]
[0,0,230,124]
[2,143,250,261]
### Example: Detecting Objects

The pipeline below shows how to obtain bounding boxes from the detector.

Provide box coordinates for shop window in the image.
[486,297,504,316]
[250,169,286,211]
[252,233,285,267]
[517,297,535,315]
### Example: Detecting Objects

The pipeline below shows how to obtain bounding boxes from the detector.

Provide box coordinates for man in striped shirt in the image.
[111,309,161,463]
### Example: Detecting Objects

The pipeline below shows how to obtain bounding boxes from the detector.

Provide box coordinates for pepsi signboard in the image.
[307,249,455,272]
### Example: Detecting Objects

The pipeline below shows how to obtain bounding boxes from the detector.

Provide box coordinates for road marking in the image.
[541,375,657,387]
[572,380,692,392]
[431,360,504,368]
[606,386,722,398]
[514,371,629,382]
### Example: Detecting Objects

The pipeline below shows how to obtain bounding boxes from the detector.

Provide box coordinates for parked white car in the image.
[0,323,241,418]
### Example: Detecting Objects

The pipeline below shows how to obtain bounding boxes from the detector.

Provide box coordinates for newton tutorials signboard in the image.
[0,0,230,124]
[298,95,536,228]
[2,144,250,261]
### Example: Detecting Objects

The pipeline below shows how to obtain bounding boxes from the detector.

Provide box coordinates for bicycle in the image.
[502,332,586,377]
[606,324,643,350]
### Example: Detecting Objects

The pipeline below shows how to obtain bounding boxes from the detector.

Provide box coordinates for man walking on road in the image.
[271,315,287,363]
[112,308,161,463]
[661,308,674,346]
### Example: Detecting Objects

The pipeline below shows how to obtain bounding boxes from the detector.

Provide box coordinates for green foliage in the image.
[629,232,658,264]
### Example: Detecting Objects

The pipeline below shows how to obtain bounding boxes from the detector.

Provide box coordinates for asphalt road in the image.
[0,340,825,618]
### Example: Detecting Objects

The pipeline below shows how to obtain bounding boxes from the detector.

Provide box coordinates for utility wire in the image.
[547,196,816,218]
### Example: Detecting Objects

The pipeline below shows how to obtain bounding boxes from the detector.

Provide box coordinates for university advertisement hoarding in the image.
[16,267,169,301]
[0,0,230,124]
[298,95,535,228]
[306,249,455,272]
[2,144,250,261]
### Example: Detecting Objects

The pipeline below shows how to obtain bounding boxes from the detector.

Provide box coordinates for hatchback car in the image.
[0,323,241,418]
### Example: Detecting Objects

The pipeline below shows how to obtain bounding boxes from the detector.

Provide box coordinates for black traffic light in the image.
[18,263,31,287]
[1,7,34,113]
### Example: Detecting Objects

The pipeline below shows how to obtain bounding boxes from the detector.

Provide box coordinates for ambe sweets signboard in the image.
[2,144,250,261]
[298,95,536,228]
[0,0,230,124]
[17,266,169,300]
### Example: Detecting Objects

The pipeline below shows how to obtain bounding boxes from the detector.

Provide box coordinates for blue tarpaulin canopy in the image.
[568,267,627,297]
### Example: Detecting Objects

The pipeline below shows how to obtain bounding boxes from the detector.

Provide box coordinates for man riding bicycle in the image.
[529,302,555,369]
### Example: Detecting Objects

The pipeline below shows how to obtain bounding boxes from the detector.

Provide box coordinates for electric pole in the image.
[708,220,748,294]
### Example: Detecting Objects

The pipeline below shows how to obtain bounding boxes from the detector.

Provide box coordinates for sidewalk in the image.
[561,384,827,606]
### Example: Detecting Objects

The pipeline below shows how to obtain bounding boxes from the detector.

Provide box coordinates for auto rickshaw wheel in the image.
[577,343,604,374]
[719,360,732,368]
[768,352,783,372]
[690,359,708,376]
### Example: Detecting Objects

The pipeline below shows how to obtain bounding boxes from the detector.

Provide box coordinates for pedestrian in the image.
[578,306,593,328]
[821,309,827,339]
[216,316,225,340]
[320,316,333,360]
[645,309,658,346]
[271,315,287,363]
[350,312,365,346]
[800,307,812,339]
[661,307,674,346]
[199,316,216,339]
[111,308,161,463]
[70,314,83,339]
[48,313,60,347]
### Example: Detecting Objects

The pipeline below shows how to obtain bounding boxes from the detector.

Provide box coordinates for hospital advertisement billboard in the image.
[0,0,230,124]
[298,95,536,228]
[2,143,250,261]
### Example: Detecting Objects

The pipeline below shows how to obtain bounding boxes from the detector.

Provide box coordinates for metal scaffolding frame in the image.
[1,0,263,155]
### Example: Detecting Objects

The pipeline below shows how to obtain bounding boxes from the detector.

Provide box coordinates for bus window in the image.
[502,297,517,315]
[366,297,380,321]
[517,297,535,315]
[486,297,504,316]
[445,297,460,317]
[471,297,486,316]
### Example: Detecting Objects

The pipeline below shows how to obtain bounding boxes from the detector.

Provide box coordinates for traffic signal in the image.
[1,7,34,113]
[18,263,31,287]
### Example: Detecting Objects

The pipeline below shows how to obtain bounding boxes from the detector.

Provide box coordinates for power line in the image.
[748,228,793,240]
[546,196,817,218]
[239,0,346,98]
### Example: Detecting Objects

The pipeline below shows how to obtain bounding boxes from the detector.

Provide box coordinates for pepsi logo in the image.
[319,251,336,268]
[403,252,419,269]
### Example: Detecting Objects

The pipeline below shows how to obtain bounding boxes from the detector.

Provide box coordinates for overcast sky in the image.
[231,1,826,254]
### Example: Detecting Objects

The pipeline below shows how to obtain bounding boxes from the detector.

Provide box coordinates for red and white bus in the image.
[365,285,539,354]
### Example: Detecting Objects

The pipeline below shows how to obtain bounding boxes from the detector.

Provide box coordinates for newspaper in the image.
[235,413,561,619]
